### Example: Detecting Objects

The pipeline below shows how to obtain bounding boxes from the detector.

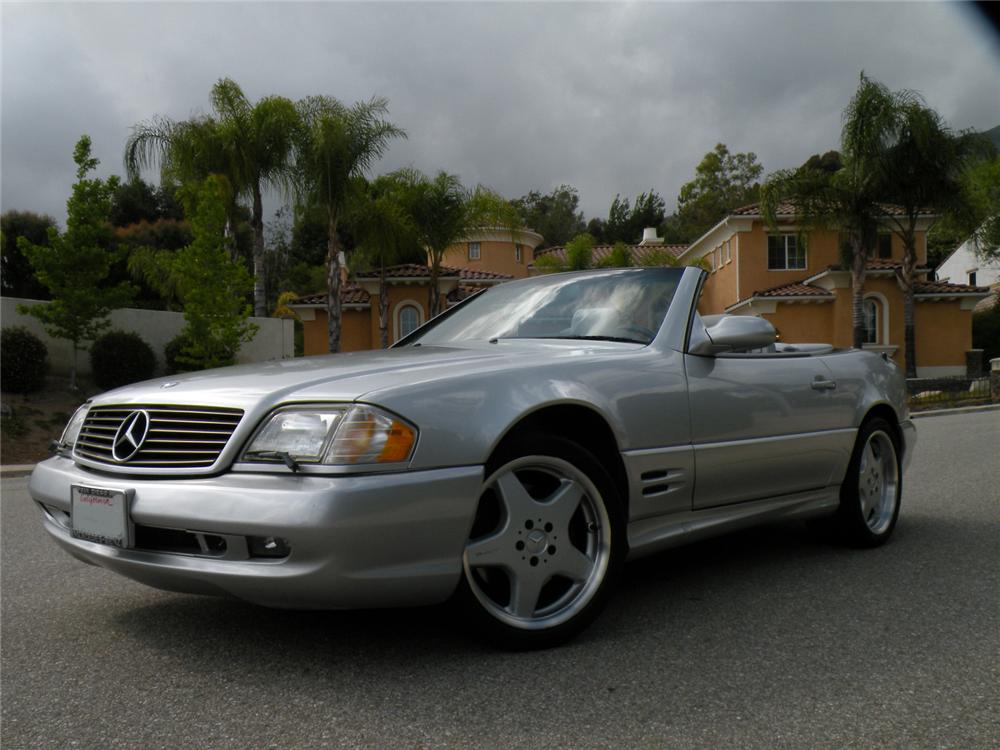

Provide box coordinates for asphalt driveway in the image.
[2,410,998,749]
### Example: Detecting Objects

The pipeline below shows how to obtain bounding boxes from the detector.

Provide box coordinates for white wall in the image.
[1,297,294,377]
[936,235,1000,288]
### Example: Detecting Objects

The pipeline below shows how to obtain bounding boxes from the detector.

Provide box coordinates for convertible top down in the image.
[30,266,914,647]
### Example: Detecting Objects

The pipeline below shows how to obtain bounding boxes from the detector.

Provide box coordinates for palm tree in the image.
[125,78,298,317]
[876,103,994,375]
[292,96,405,352]
[401,170,524,315]
[345,173,419,348]
[762,74,911,349]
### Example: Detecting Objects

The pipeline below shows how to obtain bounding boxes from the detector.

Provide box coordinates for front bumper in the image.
[28,456,483,609]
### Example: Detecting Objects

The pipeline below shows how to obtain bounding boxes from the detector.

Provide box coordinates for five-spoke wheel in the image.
[828,417,902,547]
[459,435,624,648]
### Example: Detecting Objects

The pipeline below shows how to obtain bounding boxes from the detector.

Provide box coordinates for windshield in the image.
[406,268,684,346]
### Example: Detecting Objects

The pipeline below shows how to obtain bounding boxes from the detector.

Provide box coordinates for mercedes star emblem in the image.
[111,410,150,462]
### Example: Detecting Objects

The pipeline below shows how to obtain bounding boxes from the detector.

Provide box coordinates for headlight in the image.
[242,405,417,466]
[59,404,90,448]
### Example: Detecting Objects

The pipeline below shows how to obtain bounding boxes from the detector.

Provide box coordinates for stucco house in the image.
[676,202,991,377]
[935,231,1000,290]
[289,228,530,354]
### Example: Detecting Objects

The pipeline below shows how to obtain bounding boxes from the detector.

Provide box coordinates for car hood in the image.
[90,341,639,412]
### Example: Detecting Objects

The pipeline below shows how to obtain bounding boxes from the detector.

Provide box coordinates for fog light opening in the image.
[248,535,291,559]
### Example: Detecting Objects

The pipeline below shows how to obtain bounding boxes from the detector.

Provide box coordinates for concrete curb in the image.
[911,403,999,420]
[0,464,35,478]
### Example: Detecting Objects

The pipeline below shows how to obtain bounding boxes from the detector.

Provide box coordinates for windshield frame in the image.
[395,267,688,349]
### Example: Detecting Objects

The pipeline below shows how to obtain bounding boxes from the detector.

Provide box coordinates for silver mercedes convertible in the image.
[30,267,914,647]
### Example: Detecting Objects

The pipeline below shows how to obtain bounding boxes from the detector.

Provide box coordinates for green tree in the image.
[346,173,420,348]
[597,241,633,268]
[17,136,134,389]
[511,185,585,248]
[126,78,299,317]
[675,144,763,241]
[604,191,666,243]
[875,102,993,376]
[401,170,523,315]
[2,211,57,299]
[565,233,595,270]
[139,176,257,369]
[762,74,910,349]
[292,95,405,352]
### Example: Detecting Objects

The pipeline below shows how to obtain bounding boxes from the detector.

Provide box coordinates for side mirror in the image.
[690,315,776,355]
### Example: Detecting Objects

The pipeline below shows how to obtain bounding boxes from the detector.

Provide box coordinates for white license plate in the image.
[71,485,133,548]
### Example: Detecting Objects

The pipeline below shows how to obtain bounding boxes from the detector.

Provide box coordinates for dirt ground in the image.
[1,378,99,465]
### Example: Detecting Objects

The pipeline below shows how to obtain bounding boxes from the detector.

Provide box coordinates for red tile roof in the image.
[453,267,514,281]
[290,284,370,306]
[533,243,688,267]
[351,263,512,282]
[731,201,935,218]
[753,282,835,299]
[913,279,990,295]
[819,260,930,273]
[447,285,489,304]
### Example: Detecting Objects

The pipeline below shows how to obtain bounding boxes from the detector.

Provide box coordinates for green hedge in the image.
[1,327,49,394]
[90,330,157,391]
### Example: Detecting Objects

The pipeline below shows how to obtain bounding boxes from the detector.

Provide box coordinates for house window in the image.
[876,234,892,260]
[515,244,522,263]
[863,299,880,344]
[969,271,977,286]
[767,234,805,270]
[396,304,422,340]
[724,240,732,264]
[468,242,481,261]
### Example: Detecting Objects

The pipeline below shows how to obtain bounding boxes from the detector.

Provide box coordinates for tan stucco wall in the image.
[759,304,836,345]
[698,245,738,314]
[697,223,928,310]
[441,240,533,279]
[302,308,372,355]
[366,285,433,346]
[914,301,974,368]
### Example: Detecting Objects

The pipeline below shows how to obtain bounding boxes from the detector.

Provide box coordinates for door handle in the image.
[811,378,837,391]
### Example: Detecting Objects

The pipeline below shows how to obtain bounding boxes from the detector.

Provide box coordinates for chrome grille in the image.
[75,405,244,468]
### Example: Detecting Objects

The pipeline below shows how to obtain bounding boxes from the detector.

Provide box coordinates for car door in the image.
[684,352,852,508]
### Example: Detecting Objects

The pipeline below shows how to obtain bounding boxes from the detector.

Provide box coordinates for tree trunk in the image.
[851,236,867,350]
[428,255,440,317]
[379,257,389,349]
[901,230,918,378]
[326,212,342,353]
[251,185,267,318]
[69,340,79,391]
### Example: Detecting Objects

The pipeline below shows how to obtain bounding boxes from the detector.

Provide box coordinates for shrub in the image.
[165,333,234,374]
[1,327,49,394]
[90,330,156,391]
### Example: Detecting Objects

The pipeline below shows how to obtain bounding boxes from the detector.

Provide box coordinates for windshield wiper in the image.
[540,335,647,345]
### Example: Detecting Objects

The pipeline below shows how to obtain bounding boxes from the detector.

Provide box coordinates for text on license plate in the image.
[71,485,131,548]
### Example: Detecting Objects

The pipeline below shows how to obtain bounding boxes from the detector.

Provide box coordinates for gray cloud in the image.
[3,2,999,229]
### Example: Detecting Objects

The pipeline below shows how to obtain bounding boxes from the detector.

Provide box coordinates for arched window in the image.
[863,298,880,344]
[396,304,422,340]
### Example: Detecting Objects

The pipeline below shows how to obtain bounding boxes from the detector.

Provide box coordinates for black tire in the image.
[456,433,626,649]
[825,417,902,548]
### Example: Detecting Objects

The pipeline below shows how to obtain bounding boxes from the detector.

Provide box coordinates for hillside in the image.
[984,124,1000,151]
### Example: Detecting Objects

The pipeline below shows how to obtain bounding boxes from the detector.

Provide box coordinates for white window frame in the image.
[468,242,481,261]
[767,234,806,271]
[862,292,890,346]
[724,239,732,264]
[394,301,424,342]
[515,244,522,263]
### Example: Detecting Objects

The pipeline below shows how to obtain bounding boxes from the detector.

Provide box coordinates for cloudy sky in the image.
[3,2,999,229]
